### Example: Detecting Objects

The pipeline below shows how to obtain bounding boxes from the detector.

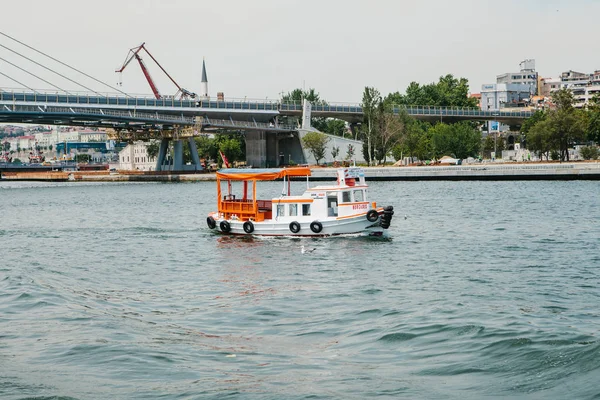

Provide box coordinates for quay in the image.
[1,162,599,182]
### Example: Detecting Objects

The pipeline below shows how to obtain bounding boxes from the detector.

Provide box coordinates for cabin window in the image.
[277,204,285,217]
[341,191,351,203]
[302,204,311,216]
[327,193,338,217]
[289,204,298,216]
[353,189,364,202]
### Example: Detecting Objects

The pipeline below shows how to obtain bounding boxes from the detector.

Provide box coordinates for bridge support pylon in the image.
[155,137,203,172]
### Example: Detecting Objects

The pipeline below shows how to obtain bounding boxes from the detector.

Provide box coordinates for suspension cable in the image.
[0,42,104,96]
[0,31,131,97]
[0,55,69,93]
[0,70,38,93]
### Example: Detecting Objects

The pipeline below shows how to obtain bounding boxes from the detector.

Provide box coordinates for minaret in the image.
[200,58,208,99]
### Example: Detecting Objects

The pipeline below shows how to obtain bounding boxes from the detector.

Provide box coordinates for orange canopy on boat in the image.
[216,167,311,181]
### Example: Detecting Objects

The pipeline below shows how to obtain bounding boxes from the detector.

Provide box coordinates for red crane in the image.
[115,42,197,100]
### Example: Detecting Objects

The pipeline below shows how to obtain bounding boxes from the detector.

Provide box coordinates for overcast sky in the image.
[1,0,598,103]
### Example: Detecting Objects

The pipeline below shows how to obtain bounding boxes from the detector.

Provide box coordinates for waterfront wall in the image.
[2,162,599,181]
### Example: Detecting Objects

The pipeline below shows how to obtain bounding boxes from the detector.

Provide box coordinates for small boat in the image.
[206,166,394,236]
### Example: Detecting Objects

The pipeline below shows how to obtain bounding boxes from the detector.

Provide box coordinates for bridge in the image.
[0,88,533,169]
[0,89,533,126]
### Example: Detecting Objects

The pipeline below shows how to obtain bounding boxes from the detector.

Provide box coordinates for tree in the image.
[331,145,340,161]
[145,141,160,159]
[75,154,91,163]
[428,122,481,160]
[376,109,406,164]
[579,145,599,160]
[384,75,478,107]
[302,131,330,165]
[587,95,600,144]
[548,89,586,161]
[361,87,382,165]
[281,88,322,104]
[392,120,427,161]
[527,119,554,161]
[345,144,355,161]
[481,135,495,159]
[322,119,347,137]
[195,135,218,160]
[521,110,546,136]
[525,89,587,161]
[219,138,243,165]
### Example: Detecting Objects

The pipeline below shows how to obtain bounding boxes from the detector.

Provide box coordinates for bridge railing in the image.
[2,103,195,124]
[1,103,297,131]
[203,117,295,131]
[1,88,533,118]
[0,88,281,110]
[401,105,533,118]
[278,101,533,117]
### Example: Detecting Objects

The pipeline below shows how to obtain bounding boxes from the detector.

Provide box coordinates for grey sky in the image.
[1,0,598,103]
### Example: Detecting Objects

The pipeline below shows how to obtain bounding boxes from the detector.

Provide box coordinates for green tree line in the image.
[289,75,483,165]
[522,89,600,161]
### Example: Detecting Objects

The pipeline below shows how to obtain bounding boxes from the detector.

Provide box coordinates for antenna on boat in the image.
[281,174,287,196]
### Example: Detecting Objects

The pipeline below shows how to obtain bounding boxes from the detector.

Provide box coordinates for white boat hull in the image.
[208,212,387,237]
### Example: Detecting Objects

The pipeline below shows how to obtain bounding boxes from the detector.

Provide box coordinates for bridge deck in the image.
[0,89,533,127]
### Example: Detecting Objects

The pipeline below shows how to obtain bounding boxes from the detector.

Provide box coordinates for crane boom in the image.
[115,42,197,100]
[134,53,161,99]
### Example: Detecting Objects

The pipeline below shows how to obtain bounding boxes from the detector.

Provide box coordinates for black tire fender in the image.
[366,209,379,222]
[243,221,254,234]
[310,221,323,233]
[207,216,216,229]
[220,220,231,233]
[289,221,301,233]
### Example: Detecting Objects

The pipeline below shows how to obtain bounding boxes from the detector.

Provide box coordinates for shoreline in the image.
[1,162,600,182]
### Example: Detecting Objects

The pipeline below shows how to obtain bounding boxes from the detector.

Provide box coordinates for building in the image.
[496,59,538,96]
[78,129,107,143]
[540,69,600,107]
[480,83,532,111]
[539,77,561,96]
[118,141,156,171]
[57,130,80,142]
[33,131,56,148]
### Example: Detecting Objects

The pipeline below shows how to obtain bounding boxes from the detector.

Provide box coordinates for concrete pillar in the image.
[278,132,305,165]
[302,99,312,129]
[349,123,359,140]
[266,133,278,167]
[173,140,184,171]
[155,138,170,171]
[187,137,202,171]
[245,130,267,168]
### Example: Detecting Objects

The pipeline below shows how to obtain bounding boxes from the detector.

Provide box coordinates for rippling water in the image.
[1,179,599,399]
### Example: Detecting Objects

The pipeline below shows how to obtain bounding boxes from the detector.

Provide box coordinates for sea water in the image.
[1,179,599,399]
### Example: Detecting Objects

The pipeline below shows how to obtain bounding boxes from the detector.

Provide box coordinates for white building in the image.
[496,59,538,96]
[33,131,56,148]
[18,135,35,150]
[118,141,156,171]
[541,69,600,107]
[79,130,107,143]
[480,83,532,111]
[57,130,80,142]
